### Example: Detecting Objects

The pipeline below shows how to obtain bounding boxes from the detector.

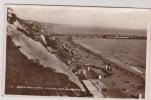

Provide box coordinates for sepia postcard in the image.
[3,5,151,99]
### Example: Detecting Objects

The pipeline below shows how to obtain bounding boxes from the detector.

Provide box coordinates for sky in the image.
[7,5,150,30]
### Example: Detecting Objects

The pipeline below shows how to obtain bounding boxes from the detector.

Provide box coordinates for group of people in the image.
[98,63,113,81]
[105,63,112,72]
[105,63,112,79]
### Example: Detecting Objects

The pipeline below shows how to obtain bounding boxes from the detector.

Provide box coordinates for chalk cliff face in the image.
[7,8,85,92]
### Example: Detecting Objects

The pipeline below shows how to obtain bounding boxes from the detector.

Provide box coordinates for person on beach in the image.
[105,63,112,72]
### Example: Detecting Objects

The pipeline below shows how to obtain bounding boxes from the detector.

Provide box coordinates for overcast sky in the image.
[7,5,150,30]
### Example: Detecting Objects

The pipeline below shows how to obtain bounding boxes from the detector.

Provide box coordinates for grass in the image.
[5,36,86,97]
